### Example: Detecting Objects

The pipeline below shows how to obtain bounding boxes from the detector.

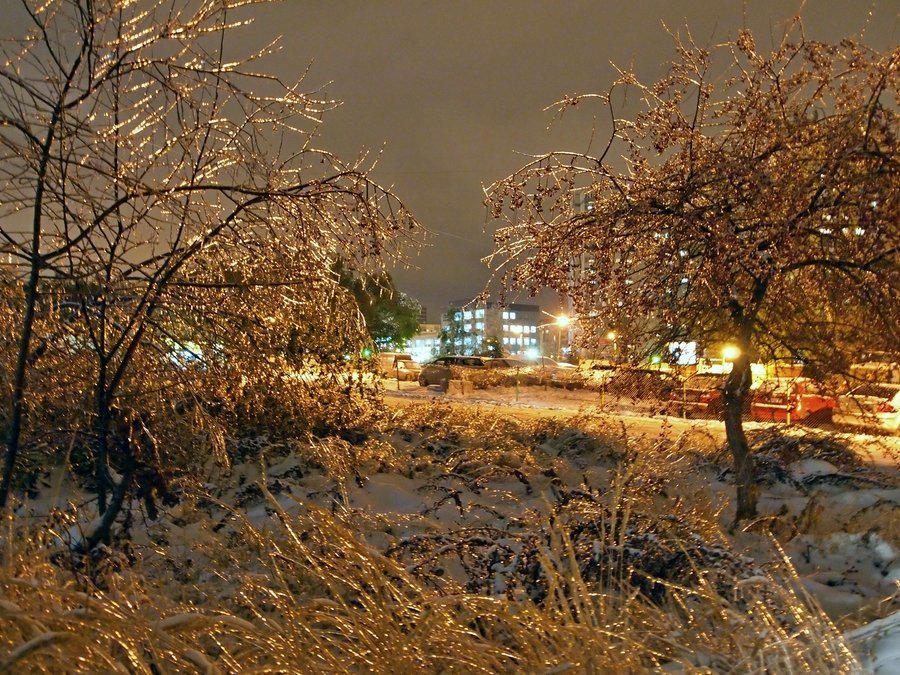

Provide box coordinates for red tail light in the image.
[877,401,897,413]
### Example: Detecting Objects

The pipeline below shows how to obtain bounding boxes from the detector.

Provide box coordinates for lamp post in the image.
[606,330,617,364]
[555,314,570,360]
[538,312,573,360]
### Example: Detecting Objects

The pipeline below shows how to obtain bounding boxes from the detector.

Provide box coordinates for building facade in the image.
[444,300,542,357]
[407,323,441,364]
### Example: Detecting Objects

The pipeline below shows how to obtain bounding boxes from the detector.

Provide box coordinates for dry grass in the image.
[0,402,876,673]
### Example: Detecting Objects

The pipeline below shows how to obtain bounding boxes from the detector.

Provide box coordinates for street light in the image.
[539,312,573,359]
[722,345,740,362]
[554,314,571,359]
[605,331,619,363]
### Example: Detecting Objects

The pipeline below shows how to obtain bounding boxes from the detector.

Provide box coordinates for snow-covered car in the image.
[485,357,530,371]
[606,368,679,400]
[581,362,618,387]
[834,382,900,433]
[387,359,422,381]
[528,356,578,371]
[667,372,728,417]
[849,352,900,384]
[523,356,583,387]
[750,377,836,424]
[418,355,488,387]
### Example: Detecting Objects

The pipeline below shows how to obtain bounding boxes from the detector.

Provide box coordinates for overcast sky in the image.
[244,1,897,320]
[15,1,896,321]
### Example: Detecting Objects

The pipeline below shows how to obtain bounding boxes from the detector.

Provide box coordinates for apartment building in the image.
[444,300,542,357]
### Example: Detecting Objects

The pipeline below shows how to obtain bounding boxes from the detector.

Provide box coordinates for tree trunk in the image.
[723,355,757,526]
[0,275,41,509]
[93,385,112,516]
[84,451,134,551]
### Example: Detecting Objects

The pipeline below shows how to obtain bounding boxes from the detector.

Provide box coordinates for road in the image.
[381,380,900,469]
[383,384,716,439]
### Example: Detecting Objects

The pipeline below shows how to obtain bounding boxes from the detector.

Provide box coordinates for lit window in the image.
[475,322,484,330]
[503,324,510,332]
[475,309,485,318]
[509,312,516,320]
[502,311,509,320]
[530,338,537,345]
[463,310,473,320]
[502,337,509,345]
[530,325,536,333]
[464,323,472,331]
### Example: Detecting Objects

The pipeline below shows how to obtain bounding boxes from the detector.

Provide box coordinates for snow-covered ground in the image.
[386,379,900,467]
[12,388,899,671]
[394,383,899,668]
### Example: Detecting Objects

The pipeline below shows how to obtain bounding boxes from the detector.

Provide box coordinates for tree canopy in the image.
[438,307,472,356]
[0,0,419,532]
[335,262,422,350]
[486,23,898,521]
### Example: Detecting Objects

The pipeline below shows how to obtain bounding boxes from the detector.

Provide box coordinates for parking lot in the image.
[381,378,900,469]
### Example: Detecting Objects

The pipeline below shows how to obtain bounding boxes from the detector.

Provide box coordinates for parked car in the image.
[485,357,530,370]
[667,372,729,417]
[528,356,578,371]
[583,362,617,381]
[849,352,900,384]
[389,359,422,381]
[377,352,421,381]
[750,377,836,424]
[834,382,900,433]
[606,368,679,400]
[418,355,488,387]
[465,357,535,387]
[522,356,585,388]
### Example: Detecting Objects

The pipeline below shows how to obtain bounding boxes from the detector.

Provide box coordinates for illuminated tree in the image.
[439,308,470,356]
[487,24,898,523]
[0,0,419,539]
[481,336,503,358]
[335,262,422,350]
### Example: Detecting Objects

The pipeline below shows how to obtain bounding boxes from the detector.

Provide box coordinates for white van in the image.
[377,352,421,381]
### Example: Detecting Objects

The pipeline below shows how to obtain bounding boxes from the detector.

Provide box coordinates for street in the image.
[381,379,900,469]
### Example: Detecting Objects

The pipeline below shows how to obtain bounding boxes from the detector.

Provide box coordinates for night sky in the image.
[10,1,898,320]
[244,1,897,321]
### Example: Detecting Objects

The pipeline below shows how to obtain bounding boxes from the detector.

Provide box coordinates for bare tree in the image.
[486,24,898,524]
[0,0,418,531]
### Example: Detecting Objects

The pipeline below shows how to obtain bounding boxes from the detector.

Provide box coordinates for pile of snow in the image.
[846,610,900,673]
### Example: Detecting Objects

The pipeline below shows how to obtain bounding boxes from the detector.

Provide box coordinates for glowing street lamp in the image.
[604,330,619,363]
[722,345,740,361]
[539,312,573,359]
[554,314,572,358]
